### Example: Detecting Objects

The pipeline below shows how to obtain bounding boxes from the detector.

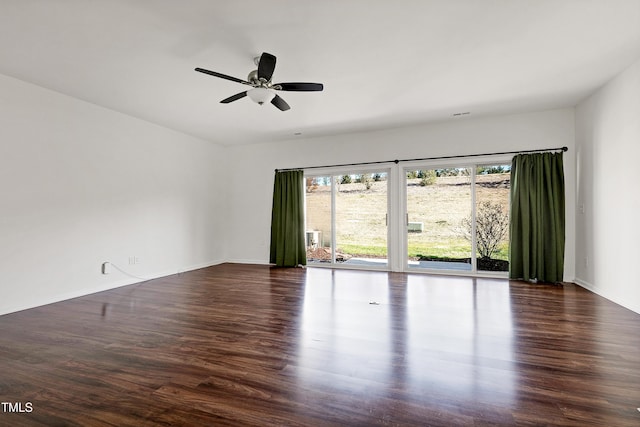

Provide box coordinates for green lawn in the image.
[306,173,510,262]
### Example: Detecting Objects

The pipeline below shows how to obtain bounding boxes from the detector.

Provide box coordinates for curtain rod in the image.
[275,146,568,172]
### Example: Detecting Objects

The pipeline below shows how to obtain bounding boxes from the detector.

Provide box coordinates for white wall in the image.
[0,74,582,315]
[575,58,640,314]
[226,108,576,281]
[0,74,227,315]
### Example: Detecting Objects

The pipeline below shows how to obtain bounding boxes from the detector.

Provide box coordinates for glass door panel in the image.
[406,168,472,271]
[305,176,333,263]
[475,165,511,272]
[335,172,388,267]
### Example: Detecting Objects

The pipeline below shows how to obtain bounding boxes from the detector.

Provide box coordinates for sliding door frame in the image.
[400,160,475,275]
[399,155,512,277]
[304,165,392,271]
[304,153,511,278]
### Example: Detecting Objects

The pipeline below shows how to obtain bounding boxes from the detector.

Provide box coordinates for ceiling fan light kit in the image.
[247,87,275,105]
[195,52,323,111]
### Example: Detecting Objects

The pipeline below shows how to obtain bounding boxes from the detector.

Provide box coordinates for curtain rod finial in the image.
[562,147,568,152]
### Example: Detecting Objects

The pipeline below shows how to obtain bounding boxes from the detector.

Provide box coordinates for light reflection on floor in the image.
[295,268,516,407]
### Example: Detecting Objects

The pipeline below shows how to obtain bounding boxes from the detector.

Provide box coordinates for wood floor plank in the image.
[1,263,640,426]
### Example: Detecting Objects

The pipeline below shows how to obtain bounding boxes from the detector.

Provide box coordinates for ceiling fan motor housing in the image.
[247,70,260,85]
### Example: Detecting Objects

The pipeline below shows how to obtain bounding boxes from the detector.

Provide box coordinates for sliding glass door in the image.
[304,159,510,276]
[335,173,388,266]
[404,162,511,274]
[406,167,473,271]
[474,164,510,272]
[305,171,389,268]
[305,176,332,263]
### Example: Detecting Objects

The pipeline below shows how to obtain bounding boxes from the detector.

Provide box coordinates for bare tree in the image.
[360,173,373,190]
[460,201,509,259]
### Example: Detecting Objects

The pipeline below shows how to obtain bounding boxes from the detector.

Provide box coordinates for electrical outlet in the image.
[128,256,140,265]
[101,262,111,275]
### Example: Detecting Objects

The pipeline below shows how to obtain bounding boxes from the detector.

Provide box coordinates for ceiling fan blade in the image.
[257,52,276,81]
[195,68,251,85]
[271,94,290,111]
[220,91,247,104]
[275,82,324,92]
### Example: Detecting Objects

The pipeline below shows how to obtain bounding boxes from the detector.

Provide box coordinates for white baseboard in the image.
[152,259,226,277]
[574,278,640,315]
[573,278,595,292]
[10,263,636,317]
[0,276,142,316]
[0,259,227,316]
[224,258,272,266]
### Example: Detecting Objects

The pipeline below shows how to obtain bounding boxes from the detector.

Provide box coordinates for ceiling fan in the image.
[195,52,324,111]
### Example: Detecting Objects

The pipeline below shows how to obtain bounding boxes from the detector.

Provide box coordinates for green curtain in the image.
[509,152,565,283]
[270,170,306,267]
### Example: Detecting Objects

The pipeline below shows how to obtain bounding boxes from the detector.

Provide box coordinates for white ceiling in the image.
[1,1,639,146]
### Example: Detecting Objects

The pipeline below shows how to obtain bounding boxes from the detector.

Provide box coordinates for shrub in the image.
[340,175,352,184]
[360,173,373,190]
[460,201,509,259]
[305,177,318,193]
[419,170,437,186]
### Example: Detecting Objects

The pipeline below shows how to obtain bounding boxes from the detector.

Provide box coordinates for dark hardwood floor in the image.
[1,264,639,426]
